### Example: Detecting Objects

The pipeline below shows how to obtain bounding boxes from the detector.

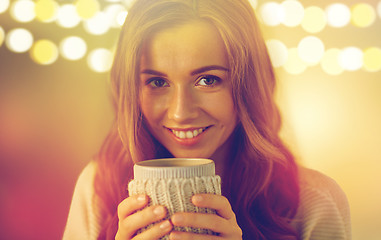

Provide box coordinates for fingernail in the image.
[137,195,146,202]
[169,232,181,240]
[171,214,183,224]
[160,220,171,230]
[153,206,165,216]
[193,195,203,203]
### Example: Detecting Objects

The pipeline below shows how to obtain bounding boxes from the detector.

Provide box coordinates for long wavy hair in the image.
[95,0,300,239]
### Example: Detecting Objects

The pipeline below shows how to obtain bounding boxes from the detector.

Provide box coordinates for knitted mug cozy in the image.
[128,158,221,239]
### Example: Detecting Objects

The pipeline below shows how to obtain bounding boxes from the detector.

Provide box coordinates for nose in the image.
[167,86,199,123]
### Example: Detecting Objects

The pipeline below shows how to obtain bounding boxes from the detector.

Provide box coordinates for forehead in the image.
[140,20,229,70]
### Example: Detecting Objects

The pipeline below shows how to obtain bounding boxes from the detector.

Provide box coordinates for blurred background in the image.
[0,0,380,239]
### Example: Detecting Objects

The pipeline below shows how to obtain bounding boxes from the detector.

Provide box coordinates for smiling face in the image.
[139,20,238,161]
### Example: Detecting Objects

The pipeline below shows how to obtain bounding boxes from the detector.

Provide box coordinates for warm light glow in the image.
[363,47,381,72]
[378,1,381,19]
[34,0,58,23]
[249,0,258,9]
[104,4,126,28]
[266,39,288,67]
[83,12,110,35]
[0,26,4,47]
[339,47,363,71]
[117,11,128,26]
[259,2,285,26]
[30,39,58,65]
[326,3,351,28]
[280,0,304,27]
[10,0,35,23]
[321,48,344,75]
[75,0,100,19]
[298,36,325,65]
[87,48,113,73]
[0,0,10,14]
[5,28,34,53]
[302,6,326,33]
[351,3,376,28]
[59,36,87,61]
[283,48,307,75]
[56,4,81,28]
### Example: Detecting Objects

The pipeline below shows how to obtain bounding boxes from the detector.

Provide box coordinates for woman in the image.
[63,0,351,239]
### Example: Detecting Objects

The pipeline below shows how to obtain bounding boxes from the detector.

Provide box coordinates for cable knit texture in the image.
[62,162,352,240]
[128,176,221,239]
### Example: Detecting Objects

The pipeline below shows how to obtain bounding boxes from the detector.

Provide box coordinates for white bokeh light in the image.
[87,48,113,73]
[117,11,128,26]
[249,0,258,9]
[259,2,285,26]
[378,1,381,19]
[0,26,4,47]
[280,0,304,27]
[298,36,325,65]
[104,4,126,28]
[10,0,35,23]
[326,3,351,28]
[339,47,363,71]
[266,39,288,67]
[84,12,110,35]
[283,48,307,75]
[60,36,87,60]
[5,28,33,53]
[321,48,344,75]
[0,0,10,14]
[302,6,327,33]
[56,4,81,28]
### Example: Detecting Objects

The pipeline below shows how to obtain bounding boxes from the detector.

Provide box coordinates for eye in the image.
[147,78,169,88]
[196,75,221,86]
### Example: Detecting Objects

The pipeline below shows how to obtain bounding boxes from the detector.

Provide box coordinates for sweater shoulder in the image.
[292,167,351,240]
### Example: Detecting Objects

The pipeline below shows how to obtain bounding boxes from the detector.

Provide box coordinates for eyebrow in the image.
[140,65,229,77]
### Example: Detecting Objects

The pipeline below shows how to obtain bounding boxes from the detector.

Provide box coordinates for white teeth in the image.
[171,128,206,139]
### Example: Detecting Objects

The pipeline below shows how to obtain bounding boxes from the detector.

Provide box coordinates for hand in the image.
[169,194,243,240]
[115,195,173,240]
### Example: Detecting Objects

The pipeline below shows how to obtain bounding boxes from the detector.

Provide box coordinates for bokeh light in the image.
[259,2,285,26]
[5,28,34,53]
[56,4,81,28]
[104,4,126,28]
[87,48,113,73]
[351,3,376,28]
[75,0,100,19]
[0,26,4,47]
[59,36,87,61]
[302,6,326,33]
[0,0,10,14]
[339,47,363,71]
[298,36,325,65]
[283,48,307,75]
[280,0,304,27]
[266,39,288,67]
[83,12,110,35]
[378,1,381,19]
[10,0,35,23]
[363,47,381,72]
[326,3,351,28]
[321,48,344,75]
[34,0,58,23]
[117,11,128,26]
[30,39,58,65]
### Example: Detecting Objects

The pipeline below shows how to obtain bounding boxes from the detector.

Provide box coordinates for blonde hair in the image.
[95,0,299,239]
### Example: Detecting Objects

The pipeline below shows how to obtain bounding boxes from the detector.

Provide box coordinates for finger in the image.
[132,220,173,240]
[119,205,168,238]
[169,231,221,240]
[192,194,236,220]
[171,212,227,234]
[117,195,148,220]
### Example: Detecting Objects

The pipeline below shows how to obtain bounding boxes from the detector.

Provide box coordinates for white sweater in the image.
[62,162,351,239]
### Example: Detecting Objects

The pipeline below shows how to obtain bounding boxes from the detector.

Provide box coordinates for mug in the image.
[128,158,221,238]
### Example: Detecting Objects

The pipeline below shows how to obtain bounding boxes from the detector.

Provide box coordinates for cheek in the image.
[203,91,236,123]
[140,91,166,123]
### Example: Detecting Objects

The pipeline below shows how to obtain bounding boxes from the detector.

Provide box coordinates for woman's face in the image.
[139,21,238,160]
